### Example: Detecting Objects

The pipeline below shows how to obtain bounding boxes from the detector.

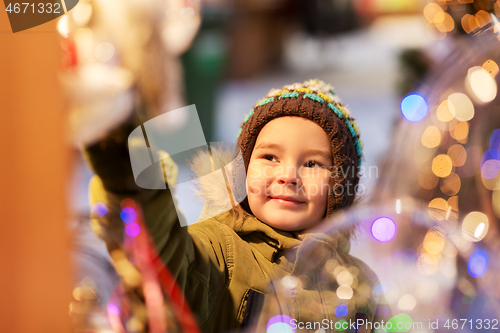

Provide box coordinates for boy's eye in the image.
[305,160,325,168]
[263,154,278,162]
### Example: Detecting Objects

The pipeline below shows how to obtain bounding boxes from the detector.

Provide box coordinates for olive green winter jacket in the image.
[86,125,383,333]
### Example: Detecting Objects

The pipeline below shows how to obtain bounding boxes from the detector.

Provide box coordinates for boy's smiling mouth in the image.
[268,196,305,207]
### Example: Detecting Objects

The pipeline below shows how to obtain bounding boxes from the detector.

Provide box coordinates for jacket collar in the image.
[214,211,351,270]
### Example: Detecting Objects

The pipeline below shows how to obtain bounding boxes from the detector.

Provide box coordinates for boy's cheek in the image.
[247,179,264,196]
[248,161,265,178]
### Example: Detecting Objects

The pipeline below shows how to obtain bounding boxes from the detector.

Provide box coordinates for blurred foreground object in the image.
[0,17,72,333]
[59,0,201,145]
[59,0,203,331]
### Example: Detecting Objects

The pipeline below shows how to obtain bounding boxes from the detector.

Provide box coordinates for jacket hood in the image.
[189,145,351,258]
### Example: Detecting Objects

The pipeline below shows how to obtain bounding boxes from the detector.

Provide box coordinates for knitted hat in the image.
[235,79,363,219]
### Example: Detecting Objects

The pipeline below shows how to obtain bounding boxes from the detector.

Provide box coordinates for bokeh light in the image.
[72,2,93,27]
[266,315,295,333]
[423,230,445,255]
[107,302,120,315]
[447,93,474,121]
[423,3,443,23]
[396,199,402,214]
[336,285,354,299]
[482,59,499,77]
[374,282,388,296]
[91,202,108,218]
[480,149,500,170]
[125,222,141,237]
[336,270,354,286]
[335,304,348,317]
[447,196,459,213]
[95,42,115,62]
[467,66,497,103]
[447,144,467,167]
[281,275,299,290]
[436,100,454,122]
[57,16,69,38]
[481,144,500,189]
[481,159,500,180]
[401,94,428,122]
[435,12,455,33]
[421,125,441,148]
[489,129,500,150]
[468,249,489,278]
[449,120,469,141]
[120,207,137,223]
[462,211,489,242]
[428,198,448,221]
[476,10,492,27]
[120,198,136,210]
[398,294,417,311]
[462,14,480,34]
[432,154,453,178]
[386,313,414,332]
[371,217,397,242]
[440,172,461,196]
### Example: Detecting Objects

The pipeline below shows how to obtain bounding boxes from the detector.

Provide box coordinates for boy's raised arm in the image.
[83,115,231,329]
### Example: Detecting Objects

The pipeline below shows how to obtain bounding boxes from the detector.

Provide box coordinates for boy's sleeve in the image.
[84,118,230,327]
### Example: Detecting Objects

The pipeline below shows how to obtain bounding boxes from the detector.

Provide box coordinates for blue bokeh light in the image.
[489,129,500,151]
[468,249,489,278]
[401,94,428,122]
[374,283,388,295]
[335,304,348,317]
[120,207,137,223]
[480,149,500,169]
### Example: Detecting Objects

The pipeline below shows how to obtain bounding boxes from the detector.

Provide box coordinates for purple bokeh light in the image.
[371,217,397,242]
[266,314,295,333]
[107,302,120,315]
[125,222,141,237]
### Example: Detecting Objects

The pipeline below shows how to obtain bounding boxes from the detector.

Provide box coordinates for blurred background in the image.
[2,0,500,331]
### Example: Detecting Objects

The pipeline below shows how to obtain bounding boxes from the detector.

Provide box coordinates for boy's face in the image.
[246,117,333,231]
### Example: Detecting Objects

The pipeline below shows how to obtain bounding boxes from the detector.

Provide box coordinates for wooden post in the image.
[0,12,72,333]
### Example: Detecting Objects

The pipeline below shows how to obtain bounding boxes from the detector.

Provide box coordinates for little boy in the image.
[87,79,382,332]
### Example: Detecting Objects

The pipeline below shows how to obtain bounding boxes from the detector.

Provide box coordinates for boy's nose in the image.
[276,166,300,186]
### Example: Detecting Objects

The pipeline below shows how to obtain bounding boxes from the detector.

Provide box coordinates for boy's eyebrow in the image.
[254,142,332,161]
[254,142,284,151]
[304,148,332,161]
